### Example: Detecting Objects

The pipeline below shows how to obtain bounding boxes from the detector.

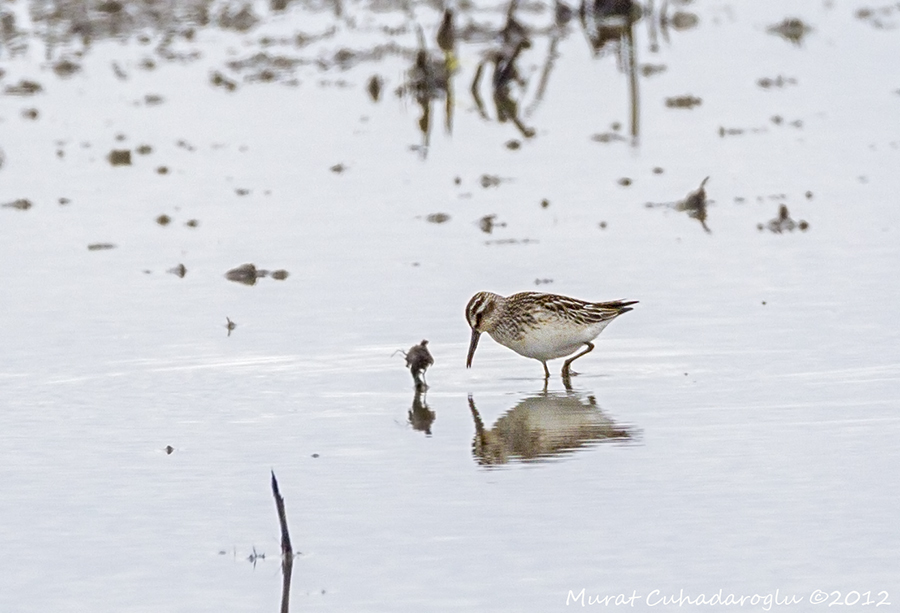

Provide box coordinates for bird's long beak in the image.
[466,329,481,368]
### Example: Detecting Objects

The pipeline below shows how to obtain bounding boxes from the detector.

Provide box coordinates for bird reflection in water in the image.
[408,387,436,436]
[468,391,634,466]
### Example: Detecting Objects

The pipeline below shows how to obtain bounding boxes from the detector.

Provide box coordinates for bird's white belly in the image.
[492,320,611,361]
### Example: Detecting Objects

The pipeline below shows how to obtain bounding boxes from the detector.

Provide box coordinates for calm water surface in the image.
[1,0,899,610]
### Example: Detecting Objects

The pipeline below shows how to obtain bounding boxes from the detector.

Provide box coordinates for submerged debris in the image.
[479,174,504,188]
[676,177,711,233]
[425,212,451,224]
[645,177,711,233]
[2,198,33,210]
[757,75,798,89]
[665,95,702,109]
[590,132,628,144]
[210,71,238,91]
[226,317,237,336]
[758,205,809,233]
[218,5,259,32]
[226,263,262,285]
[484,238,538,245]
[4,79,43,96]
[108,149,131,166]
[478,214,505,234]
[87,243,116,250]
[167,263,187,278]
[856,4,900,29]
[768,18,812,45]
[640,64,667,78]
[669,11,699,30]
[366,75,383,101]
[225,263,288,285]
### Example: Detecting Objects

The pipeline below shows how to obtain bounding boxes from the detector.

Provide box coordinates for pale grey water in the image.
[1,0,899,610]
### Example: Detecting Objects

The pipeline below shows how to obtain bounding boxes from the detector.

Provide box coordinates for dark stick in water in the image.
[271,471,294,613]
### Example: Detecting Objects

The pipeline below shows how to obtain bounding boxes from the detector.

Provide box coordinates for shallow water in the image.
[2,0,899,610]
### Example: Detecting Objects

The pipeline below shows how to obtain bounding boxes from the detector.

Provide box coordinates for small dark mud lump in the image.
[758,204,809,233]
[404,340,434,390]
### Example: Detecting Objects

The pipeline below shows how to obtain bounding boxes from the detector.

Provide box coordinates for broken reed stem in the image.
[271,470,293,558]
[271,471,294,613]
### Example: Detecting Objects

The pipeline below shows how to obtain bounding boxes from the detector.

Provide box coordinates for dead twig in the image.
[271,471,294,613]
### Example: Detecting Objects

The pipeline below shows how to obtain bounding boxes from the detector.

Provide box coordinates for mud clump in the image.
[641,64,667,77]
[53,59,81,78]
[591,132,627,144]
[156,214,172,226]
[366,75,383,101]
[4,79,43,96]
[211,71,238,91]
[225,263,289,285]
[645,177,711,233]
[665,95,702,109]
[670,11,699,30]
[478,214,505,234]
[167,263,187,278]
[426,213,450,224]
[768,18,812,45]
[399,340,434,391]
[758,205,809,233]
[480,174,504,188]
[757,75,798,89]
[108,149,131,166]
[2,198,33,210]
[217,5,259,31]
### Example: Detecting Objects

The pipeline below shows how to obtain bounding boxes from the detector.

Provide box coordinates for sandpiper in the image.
[465,292,637,378]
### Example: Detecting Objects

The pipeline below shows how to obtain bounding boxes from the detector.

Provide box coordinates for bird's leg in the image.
[562,342,594,377]
[542,361,550,379]
[561,371,573,392]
